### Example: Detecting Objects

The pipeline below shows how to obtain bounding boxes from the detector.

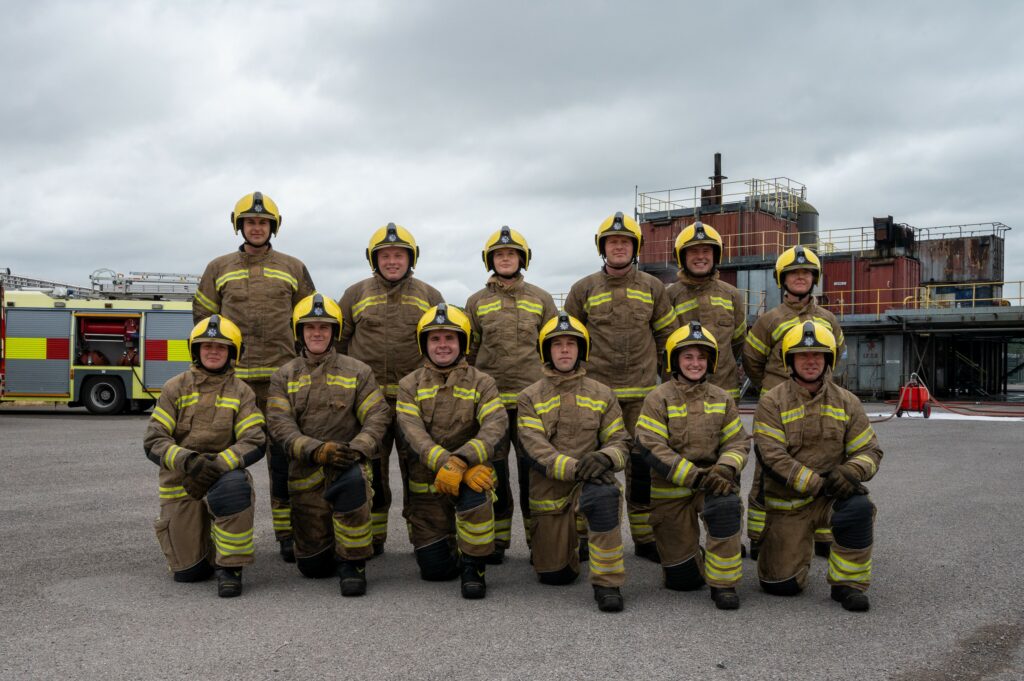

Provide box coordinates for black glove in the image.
[595,470,618,485]
[824,469,858,500]
[181,474,208,500]
[575,451,611,480]
[703,464,737,496]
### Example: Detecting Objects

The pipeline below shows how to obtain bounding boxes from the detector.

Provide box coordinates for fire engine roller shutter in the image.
[4,309,72,395]
[143,311,194,389]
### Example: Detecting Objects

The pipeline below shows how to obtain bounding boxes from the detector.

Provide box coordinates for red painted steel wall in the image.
[640,211,800,267]
[822,256,921,316]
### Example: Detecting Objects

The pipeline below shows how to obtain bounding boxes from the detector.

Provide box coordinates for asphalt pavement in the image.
[0,405,1021,680]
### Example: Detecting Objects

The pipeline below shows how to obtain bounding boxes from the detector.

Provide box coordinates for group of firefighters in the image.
[143,191,882,613]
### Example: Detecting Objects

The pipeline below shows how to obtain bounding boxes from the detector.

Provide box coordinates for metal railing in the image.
[637,177,807,218]
[823,281,1023,320]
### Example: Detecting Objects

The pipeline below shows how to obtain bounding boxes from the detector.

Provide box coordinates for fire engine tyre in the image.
[923,404,931,419]
[82,376,126,415]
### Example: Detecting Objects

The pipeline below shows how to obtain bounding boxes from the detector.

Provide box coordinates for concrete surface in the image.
[0,406,1021,680]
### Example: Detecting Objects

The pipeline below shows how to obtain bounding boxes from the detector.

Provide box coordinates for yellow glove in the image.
[434,456,468,496]
[463,464,494,493]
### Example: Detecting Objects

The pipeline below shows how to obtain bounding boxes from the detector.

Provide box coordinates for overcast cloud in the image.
[2,1,1022,303]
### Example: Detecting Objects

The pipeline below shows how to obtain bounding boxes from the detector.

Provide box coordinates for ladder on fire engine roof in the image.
[1,268,201,301]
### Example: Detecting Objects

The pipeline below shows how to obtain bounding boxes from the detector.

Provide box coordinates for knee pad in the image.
[760,576,802,596]
[269,441,291,499]
[322,465,367,513]
[456,486,488,513]
[415,539,458,581]
[664,555,705,591]
[296,547,336,579]
[831,495,875,550]
[538,565,579,586]
[703,493,742,539]
[628,449,652,505]
[579,482,619,533]
[206,470,252,517]
[173,560,213,583]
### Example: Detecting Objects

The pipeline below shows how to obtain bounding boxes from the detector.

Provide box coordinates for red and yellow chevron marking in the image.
[144,339,191,362]
[5,337,70,360]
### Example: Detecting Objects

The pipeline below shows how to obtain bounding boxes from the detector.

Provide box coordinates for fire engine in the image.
[1,270,198,414]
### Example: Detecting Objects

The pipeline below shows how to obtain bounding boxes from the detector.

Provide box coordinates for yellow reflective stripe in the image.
[499,391,519,407]
[828,553,872,583]
[727,388,741,399]
[218,448,240,469]
[476,299,502,316]
[625,288,654,305]
[516,300,544,315]
[261,267,298,290]
[745,332,770,356]
[599,417,624,443]
[851,453,878,476]
[651,485,694,499]
[272,507,292,531]
[529,494,572,513]
[162,445,184,470]
[704,551,742,583]
[5,337,48,359]
[267,396,291,412]
[719,417,742,443]
[175,392,199,409]
[215,269,249,290]
[781,406,805,424]
[765,495,815,511]
[286,373,311,392]
[234,413,265,438]
[720,451,745,470]
[371,511,388,535]
[416,386,440,401]
[519,415,545,432]
[159,485,188,500]
[812,316,835,333]
[732,321,747,341]
[792,466,816,494]
[771,316,803,342]
[709,296,734,311]
[194,289,219,313]
[674,299,699,316]
[477,397,502,422]
[822,405,849,422]
[151,406,176,433]
[575,395,607,413]
[534,395,561,415]
[409,480,438,494]
[613,386,655,400]
[494,517,512,542]
[754,421,786,443]
[588,542,624,574]
[288,469,325,492]
[212,525,254,555]
[552,454,574,481]
[383,383,400,398]
[427,445,447,471]
[467,438,488,463]
[357,391,383,422]
[333,518,373,548]
[352,294,387,318]
[455,516,495,546]
[235,366,276,380]
[452,386,481,401]
[215,396,240,412]
[584,291,613,311]
[667,404,688,419]
[636,415,668,439]
[747,506,766,532]
[845,427,875,455]
[703,401,726,414]
[395,400,421,417]
[401,295,430,312]
[670,458,693,486]
[325,373,358,389]
[653,308,676,332]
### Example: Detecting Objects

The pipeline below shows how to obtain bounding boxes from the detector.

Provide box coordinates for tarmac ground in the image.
[0,404,1021,680]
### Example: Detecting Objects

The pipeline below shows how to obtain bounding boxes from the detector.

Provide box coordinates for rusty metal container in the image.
[916,235,1004,284]
[822,255,921,316]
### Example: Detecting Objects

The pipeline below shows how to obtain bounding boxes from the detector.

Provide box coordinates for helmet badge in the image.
[693,329,703,339]
[313,305,324,316]
[558,321,569,330]
[803,335,815,346]
[437,314,446,323]
[206,328,217,337]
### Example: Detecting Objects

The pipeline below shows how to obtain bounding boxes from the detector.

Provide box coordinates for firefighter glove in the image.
[181,474,208,500]
[594,470,618,485]
[824,469,857,500]
[464,464,494,493]
[703,464,737,496]
[575,451,611,480]
[434,456,468,496]
[184,455,223,499]
[836,461,867,484]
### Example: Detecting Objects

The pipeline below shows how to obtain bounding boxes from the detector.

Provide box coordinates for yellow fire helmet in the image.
[774,245,821,288]
[292,292,343,344]
[231,191,282,235]
[594,211,642,260]
[665,320,719,375]
[481,225,532,272]
[537,310,590,365]
[674,221,724,269]
[366,222,420,272]
[781,320,837,371]
[416,302,472,357]
[189,314,243,364]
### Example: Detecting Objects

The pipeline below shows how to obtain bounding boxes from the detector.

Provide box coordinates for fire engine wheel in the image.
[923,404,931,419]
[82,376,126,415]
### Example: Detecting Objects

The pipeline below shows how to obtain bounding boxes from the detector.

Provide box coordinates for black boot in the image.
[634,541,661,563]
[748,541,761,561]
[578,537,589,563]
[339,560,367,597]
[485,546,506,565]
[460,557,487,599]
[279,538,296,563]
[216,567,243,598]
[831,585,870,612]
[710,587,740,610]
[815,541,832,558]
[593,586,624,612]
[370,542,385,558]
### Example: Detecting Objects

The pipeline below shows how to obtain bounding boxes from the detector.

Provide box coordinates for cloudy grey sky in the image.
[2,1,1022,303]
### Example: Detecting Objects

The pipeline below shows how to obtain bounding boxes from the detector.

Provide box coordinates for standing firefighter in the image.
[193,191,315,563]
[753,320,881,612]
[266,294,390,596]
[742,245,844,559]
[465,226,558,559]
[144,315,266,597]
[339,223,443,555]
[565,212,678,563]
[517,312,631,612]
[667,222,746,398]
[635,322,751,609]
[395,303,508,599]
